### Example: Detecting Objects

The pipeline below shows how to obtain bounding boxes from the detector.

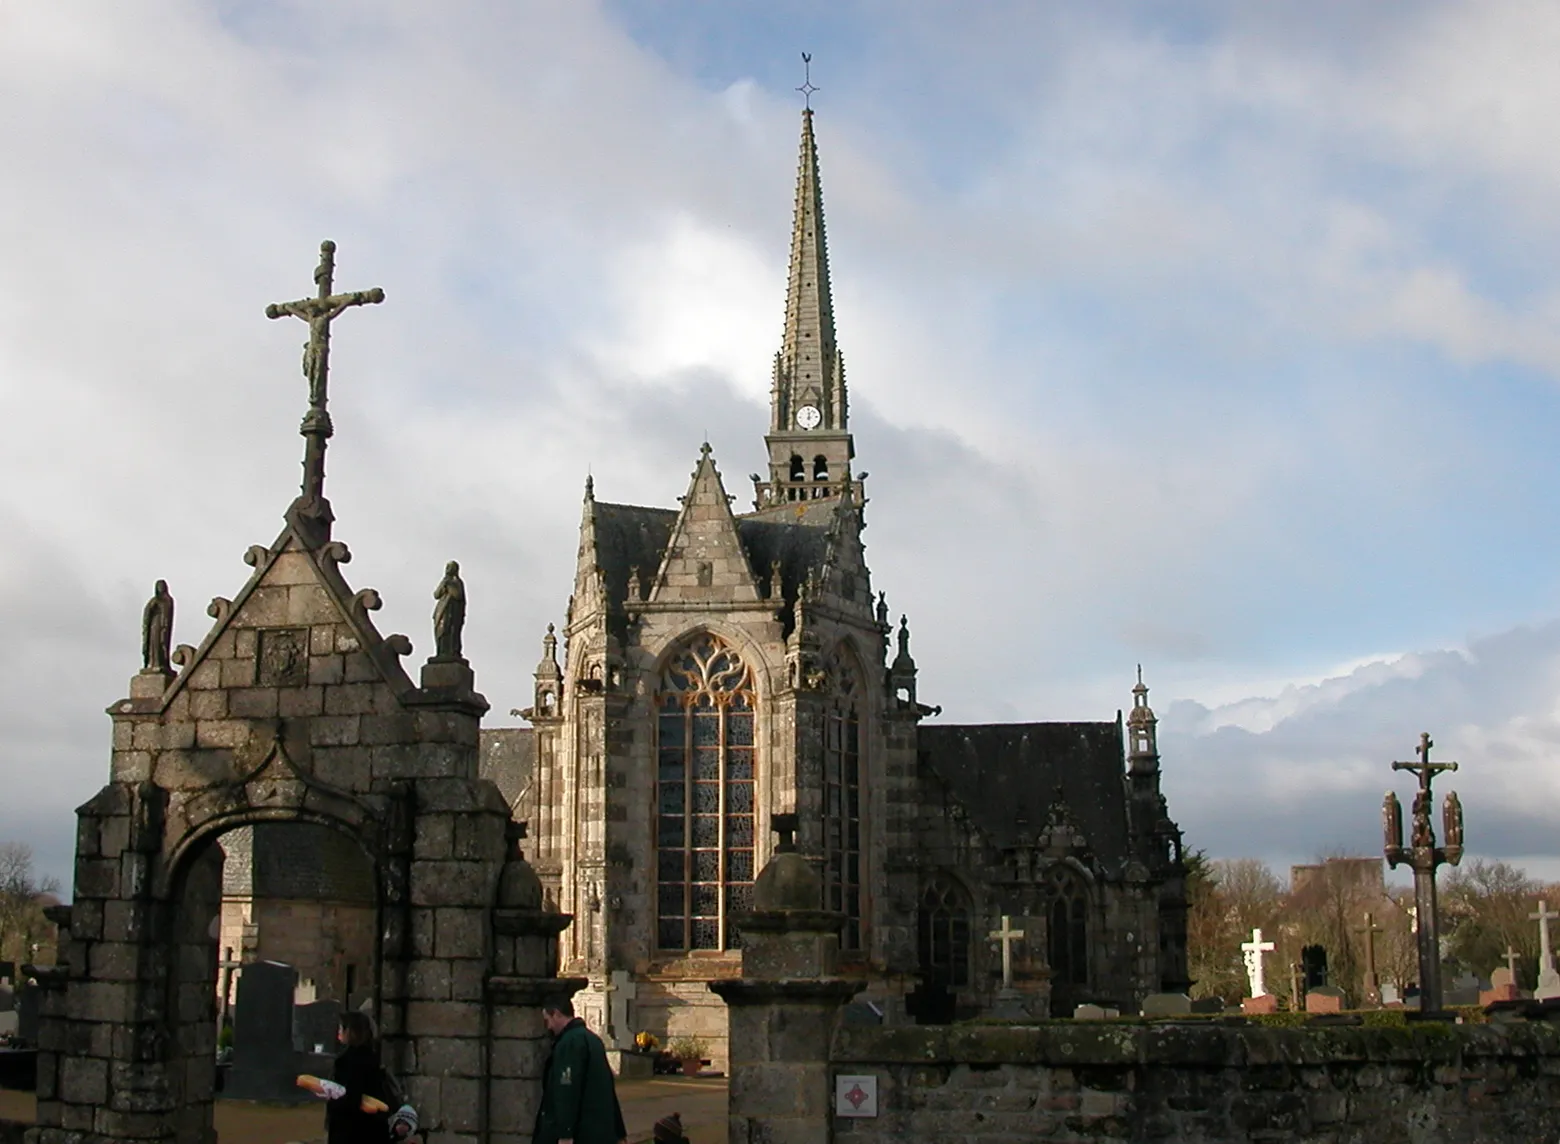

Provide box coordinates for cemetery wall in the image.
[830,1020,1560,1143]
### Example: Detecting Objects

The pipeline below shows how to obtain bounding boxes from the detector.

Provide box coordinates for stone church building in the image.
[481,108,1191,1057]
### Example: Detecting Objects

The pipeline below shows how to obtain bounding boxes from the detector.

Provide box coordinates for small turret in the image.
[889,615,917,709]
[530,624,563,721]
[1126,665,1158,770]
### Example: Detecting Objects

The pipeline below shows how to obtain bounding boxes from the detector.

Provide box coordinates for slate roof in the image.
[220,823,377,904]
[591,499,833,615]
[480,726,536,810]
[917,722,1131,864]
[593,502,677,606]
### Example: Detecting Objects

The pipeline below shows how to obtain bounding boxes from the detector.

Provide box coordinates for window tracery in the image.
[655,634,756,951]
[823,645,862,949]
[1045,865,1089,986]
[916,875,971,988]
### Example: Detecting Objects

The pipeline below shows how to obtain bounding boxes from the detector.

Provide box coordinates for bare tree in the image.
[1442,859,1546,986]
[0,842,60,967]
[1186,853,1283,1002]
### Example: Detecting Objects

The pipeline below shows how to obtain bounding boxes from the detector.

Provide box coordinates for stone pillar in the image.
[486,838,585,1144]
[710,820,864,1144]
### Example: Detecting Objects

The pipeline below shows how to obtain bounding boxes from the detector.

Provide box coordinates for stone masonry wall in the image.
[831,1021,1560,1144]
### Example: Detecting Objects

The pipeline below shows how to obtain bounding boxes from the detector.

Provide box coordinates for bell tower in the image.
[753,108,857,508]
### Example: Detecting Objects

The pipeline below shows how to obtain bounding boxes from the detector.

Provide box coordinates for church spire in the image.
[755,101,856,509]
[777,107,840,433]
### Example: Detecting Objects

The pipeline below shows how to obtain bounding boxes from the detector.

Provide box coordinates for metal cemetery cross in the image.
[988,915,1024,989]
[266,240,384,542]
[1383,731,1463,1012]
[1241,928,1275,998]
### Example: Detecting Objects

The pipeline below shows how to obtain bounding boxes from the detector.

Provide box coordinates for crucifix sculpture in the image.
[266,240,384,546]
[1382,731,1463,1012]
[1241,928,1275,998]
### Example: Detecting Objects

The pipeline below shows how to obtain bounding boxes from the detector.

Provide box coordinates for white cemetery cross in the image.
[989,915,1025,989]
[1532,900,1560,999]
[1241,928,1276,998]
[607,969,636,1050]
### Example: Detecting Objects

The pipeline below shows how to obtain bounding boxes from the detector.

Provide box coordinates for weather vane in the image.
[797,52,819,109]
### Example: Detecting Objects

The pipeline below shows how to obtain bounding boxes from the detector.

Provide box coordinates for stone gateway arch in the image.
[26,243,579,1144]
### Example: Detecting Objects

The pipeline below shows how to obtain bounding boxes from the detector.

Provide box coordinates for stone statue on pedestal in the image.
[141,580,174,672]
[433,561,466,660]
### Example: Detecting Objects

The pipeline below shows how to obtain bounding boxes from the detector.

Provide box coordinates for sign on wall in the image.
[835,1074,879,1118]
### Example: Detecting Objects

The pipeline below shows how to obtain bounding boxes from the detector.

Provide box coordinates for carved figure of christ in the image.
[1242,928,1275,998]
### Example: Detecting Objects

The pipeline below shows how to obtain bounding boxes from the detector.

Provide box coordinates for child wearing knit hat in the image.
[653,1112,690,1144]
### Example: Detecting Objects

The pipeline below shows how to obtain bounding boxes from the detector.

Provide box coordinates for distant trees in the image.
[1441,858,1560,988]
[1186,852,1284,1002]
[1186,851,1560,1005]
[0,842,60,968]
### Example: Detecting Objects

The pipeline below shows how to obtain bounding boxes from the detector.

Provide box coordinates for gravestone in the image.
[1482,967,1520,1006]
[1140,993,1192,1018]
[1301,944,1328,990]
[905,976,956,1026]
[292,998,342,1055]
[1073,1003,1118,1019]
[605,969,636,1050]
[0,961,13,985]
[1444,972,1483,1007]
[226,961,309,1103]
[1190,997,1224,1014]
[15,983,38,1045]
[1306,985,1346,1014]
[1241,994,1278,1015]
[1381,983,1401,1005]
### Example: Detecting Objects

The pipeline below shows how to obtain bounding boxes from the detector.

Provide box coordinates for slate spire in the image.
[777,108,841,433]
[757,108,857,508]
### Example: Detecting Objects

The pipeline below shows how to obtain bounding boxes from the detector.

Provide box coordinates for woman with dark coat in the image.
[328,1011,390,1144]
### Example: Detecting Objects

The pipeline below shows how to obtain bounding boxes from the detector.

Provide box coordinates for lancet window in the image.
[655,634,756,952]
[1046,866,1089,986]
[916,875,971,988]
[823,646,862,949]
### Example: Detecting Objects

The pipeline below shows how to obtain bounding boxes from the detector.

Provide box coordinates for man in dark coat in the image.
[535,999,627,1144]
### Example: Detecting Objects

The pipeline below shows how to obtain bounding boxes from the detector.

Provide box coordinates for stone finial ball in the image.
[497,853,543,909]
[752,850,822,912]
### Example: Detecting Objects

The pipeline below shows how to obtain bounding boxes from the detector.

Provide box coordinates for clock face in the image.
[795,404,822,430]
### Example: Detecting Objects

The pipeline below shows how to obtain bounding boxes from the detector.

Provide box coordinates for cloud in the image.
[5,1,1560,891]
[1161,620,1560,871]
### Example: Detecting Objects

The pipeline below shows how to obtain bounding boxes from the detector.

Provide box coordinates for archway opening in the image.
[163,819,380,1138]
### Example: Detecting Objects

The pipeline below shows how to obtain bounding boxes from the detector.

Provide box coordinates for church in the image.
[481,106,1190,1057]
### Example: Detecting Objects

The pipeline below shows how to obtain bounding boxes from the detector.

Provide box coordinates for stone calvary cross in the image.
[989,915,1024,989]
[266,240,384,544]
[1241,928,1275,998]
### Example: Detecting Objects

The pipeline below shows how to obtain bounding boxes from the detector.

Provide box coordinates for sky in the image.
[4,0,1560,892]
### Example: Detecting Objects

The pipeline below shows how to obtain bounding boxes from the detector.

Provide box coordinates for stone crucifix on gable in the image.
[266,240,384,543]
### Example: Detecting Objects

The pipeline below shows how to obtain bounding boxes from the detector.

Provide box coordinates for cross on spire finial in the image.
[266,240,385,546]
[796,52,819,109]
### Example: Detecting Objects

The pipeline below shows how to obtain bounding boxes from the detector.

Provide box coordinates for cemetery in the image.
[6,42,1560,1144]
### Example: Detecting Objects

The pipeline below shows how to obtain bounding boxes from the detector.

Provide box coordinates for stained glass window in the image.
[824,649,863,949]
[655,634,756,951]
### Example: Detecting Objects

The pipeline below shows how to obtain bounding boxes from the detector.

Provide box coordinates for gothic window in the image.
[813,455,829,481]
[824,647,862,949]
[1046,866,1089,986]
[917,876,971,988]
[656,634,756,952]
